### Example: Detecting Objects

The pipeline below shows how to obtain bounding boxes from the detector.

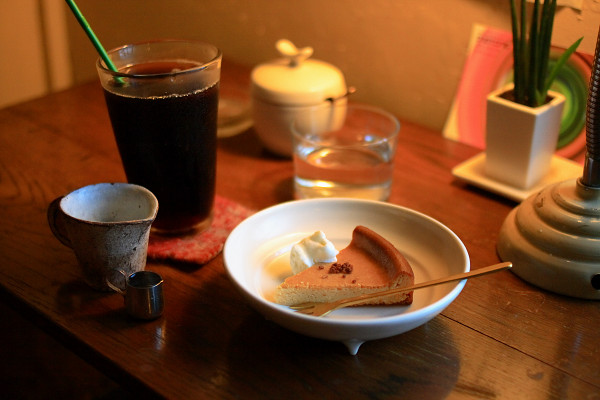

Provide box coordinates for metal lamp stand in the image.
[497,30,600,300]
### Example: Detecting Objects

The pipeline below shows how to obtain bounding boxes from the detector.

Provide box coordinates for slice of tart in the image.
[274,226,415,306]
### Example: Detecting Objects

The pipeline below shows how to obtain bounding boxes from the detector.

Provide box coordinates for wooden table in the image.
[0,62,598,399]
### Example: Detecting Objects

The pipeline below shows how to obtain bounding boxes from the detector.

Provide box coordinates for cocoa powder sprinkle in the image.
[328,262,353,274]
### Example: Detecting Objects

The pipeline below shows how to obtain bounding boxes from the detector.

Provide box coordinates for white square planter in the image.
[485,84,566,190]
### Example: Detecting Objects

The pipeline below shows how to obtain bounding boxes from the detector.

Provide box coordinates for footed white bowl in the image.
[223,198,469,354]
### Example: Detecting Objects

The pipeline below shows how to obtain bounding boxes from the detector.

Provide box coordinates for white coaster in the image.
[452,152,583,202]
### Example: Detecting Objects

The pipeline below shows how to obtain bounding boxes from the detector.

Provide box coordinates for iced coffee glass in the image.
[97,40,221,234]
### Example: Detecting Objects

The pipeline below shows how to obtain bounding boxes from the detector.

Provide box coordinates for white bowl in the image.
[223,198,469,354]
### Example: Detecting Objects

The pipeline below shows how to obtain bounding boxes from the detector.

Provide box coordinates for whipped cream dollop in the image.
[290,231,338,274]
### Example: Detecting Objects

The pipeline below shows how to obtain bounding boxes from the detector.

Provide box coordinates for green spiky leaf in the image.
[509,0,581,107]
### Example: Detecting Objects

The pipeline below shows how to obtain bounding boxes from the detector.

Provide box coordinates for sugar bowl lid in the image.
[251,39,347,106]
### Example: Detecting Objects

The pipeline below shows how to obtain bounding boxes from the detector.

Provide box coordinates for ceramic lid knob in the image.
[251,39,347,106]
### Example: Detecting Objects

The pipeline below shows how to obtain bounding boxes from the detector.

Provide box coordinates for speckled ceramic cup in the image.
[47,183,158,291]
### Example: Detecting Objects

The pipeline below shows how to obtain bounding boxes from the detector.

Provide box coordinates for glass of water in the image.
[292,103,400,201]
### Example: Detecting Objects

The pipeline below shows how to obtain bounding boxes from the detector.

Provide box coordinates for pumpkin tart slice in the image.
[274,226,415,306]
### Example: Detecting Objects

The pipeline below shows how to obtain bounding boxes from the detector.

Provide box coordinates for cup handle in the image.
[47,196,72,248]
[106,269,128,295]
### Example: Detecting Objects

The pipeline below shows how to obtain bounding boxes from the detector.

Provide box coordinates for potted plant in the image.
[485,0,583,190]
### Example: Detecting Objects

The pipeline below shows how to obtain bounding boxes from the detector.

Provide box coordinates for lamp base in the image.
[497,178,600,299]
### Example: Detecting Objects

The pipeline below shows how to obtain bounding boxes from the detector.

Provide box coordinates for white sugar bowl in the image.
[251,39,350,157]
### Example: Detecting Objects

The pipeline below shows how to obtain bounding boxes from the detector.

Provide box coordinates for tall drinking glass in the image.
[97,40,221,234]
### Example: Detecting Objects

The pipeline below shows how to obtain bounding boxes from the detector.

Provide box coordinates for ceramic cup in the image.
[47,183,158,291]
[106,270,164,320]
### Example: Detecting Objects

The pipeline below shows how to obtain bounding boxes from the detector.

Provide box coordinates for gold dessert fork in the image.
[289,262,512,317]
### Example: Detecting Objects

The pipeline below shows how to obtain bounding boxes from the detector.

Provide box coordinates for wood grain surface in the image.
[0,62,598,399]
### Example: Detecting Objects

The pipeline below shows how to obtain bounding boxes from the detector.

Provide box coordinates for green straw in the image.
[64,0,119,73]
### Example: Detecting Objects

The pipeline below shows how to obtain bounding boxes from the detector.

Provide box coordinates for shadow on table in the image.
[224,313,462,398]
[218,127,291,161]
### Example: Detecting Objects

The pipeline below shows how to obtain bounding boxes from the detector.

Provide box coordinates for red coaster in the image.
[147,196,254,265]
